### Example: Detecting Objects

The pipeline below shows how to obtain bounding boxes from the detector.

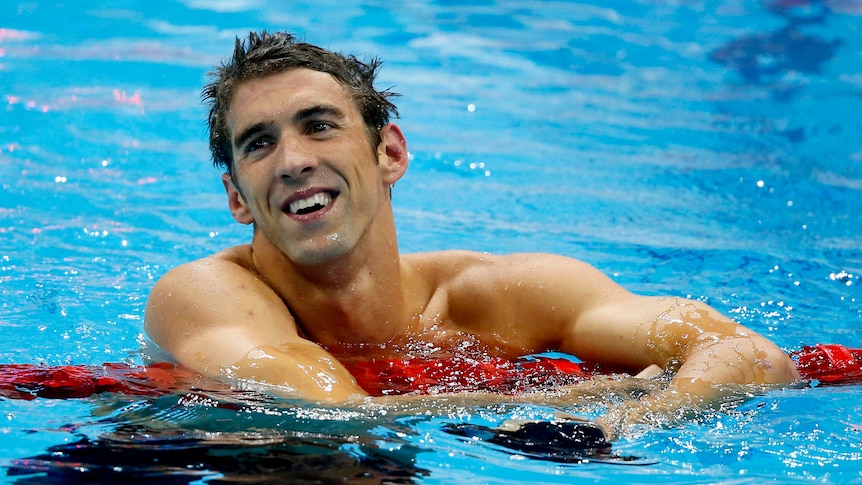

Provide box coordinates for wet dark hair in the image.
[202,31,400,175]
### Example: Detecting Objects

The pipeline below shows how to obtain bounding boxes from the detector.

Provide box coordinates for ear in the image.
[376,123,409,185]
[222,173,255,225]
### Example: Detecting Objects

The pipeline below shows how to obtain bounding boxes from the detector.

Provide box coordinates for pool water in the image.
[1,0,861,483]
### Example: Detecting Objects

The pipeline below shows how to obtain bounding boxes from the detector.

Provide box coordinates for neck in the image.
[249,227,415,349]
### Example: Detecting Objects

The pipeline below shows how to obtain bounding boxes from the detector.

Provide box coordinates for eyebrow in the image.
[293,104,346,124]
[233,122,269,152]
[232,104,348,151]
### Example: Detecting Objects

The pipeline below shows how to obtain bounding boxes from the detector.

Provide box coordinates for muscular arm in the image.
[144,256,367,403]
[456,253,800,428]
[571,293,800,429]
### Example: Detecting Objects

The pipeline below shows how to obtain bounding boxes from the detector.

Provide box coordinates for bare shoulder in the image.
[406,250,607,289]
[144,245,297,371]
[146,245,267,317]
[404,251,625,350]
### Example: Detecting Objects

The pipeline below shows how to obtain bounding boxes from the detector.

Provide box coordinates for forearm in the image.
[220,344,370,403]
[633,298,799,401]
[671,333,799,400]
[600,333,800,435]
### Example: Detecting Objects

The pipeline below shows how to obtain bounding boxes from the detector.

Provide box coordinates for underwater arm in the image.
[568,294,801,433]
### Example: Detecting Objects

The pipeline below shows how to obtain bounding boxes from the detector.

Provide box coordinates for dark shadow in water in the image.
[443,421,654,466]
[6,420,654,484]
[1,360,656,482]
[4,388,655,483]
[5,388,429,484]
[6,423,429,484]
[709,1,842,86]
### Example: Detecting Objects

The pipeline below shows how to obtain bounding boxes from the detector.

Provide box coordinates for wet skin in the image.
[145,68,801,433]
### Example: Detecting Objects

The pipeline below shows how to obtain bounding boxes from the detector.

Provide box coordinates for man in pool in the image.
[144,31,800,430]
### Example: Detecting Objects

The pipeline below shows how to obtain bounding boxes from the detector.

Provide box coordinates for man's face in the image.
[223,68,395,266]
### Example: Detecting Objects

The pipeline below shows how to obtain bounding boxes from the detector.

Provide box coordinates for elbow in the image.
[757,342,802,386]
[723,335,801,387]
[683,334,800,388]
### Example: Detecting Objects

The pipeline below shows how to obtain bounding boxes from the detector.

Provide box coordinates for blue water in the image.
[1,0,861,483]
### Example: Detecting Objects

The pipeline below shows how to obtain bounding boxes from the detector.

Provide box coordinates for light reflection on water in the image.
[1,0,861,483]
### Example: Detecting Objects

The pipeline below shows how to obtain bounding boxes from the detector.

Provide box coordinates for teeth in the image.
[288,192,332,214]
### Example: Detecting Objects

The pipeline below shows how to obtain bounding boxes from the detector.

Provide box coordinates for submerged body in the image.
[144,32,799,433]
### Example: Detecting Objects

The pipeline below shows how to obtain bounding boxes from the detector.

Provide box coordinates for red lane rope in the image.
[789,344,862,385]
[0,362,204,400]
[0,345,859,400]
[342,355,590,396]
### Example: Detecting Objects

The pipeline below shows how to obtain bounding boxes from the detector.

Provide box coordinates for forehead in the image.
[226,68,357,133]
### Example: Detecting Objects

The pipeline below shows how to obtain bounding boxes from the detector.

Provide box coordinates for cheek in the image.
[233,177,274,215]
[228,173,253,203]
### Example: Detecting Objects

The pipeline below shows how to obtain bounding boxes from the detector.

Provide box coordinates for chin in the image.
[286,238,354,267]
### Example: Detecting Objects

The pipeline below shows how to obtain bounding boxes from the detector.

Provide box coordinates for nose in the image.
[274,138,319,181]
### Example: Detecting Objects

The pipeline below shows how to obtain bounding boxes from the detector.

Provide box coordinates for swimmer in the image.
[144,31,800,434]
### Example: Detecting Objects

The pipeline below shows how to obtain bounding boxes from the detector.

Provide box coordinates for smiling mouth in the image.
[287,192,334,215]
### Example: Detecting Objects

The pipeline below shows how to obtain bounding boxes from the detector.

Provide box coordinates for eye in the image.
[307,121,335,136]
[245,137,272,154]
